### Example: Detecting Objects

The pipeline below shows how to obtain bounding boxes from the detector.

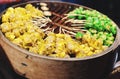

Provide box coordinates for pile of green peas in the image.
[67,7,117,46]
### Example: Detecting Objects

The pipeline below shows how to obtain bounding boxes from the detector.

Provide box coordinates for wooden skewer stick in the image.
[71,26,85,29]
[64,14,86,16]
[62,29,66,34]
[52,22,87,33]
[59,27,62,34]
[64,29,76,35]
[71,23,85,27]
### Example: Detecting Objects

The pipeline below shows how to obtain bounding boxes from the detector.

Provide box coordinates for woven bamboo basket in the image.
[0,1,120,79]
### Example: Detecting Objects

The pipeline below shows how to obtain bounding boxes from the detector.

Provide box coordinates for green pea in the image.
[110,26,116,35]
[85,23,93,29]
[68,16,75,19]
[93,25,100,31]
[78,15,82,20]
[104,40,113,46]
[107,36,114,41]
[99,34,107,41]
[98,26,103,31]
[78,15,86,20]
[107,33,113,37]
[74,8,81,14]
[75,32,83,39]
[89,29,97,34]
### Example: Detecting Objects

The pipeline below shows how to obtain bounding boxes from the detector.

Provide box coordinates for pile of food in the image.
[0,3,117,58]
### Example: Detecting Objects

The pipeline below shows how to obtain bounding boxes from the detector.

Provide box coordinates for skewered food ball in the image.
[41,6,49,11]
[40,2,47,7]
[43,11,52,16]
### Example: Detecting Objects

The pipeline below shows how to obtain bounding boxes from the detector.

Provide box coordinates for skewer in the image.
[65,19,86,24]
[59,27,62,34]
[64,14,85,16]
[32,14,87,36]
[52,12,64,18]
[52,28,55,32]
[52,22,87,33]
[62,29,66,34]
[71,26,85,29]
[42,27,50,32]
[71,23,85,27]
[64,29,76,35]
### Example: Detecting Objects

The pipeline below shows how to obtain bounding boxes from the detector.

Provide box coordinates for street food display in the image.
[0,3,117,58]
